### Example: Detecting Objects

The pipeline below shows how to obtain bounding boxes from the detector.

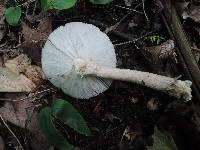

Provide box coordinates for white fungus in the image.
[42,22,192,100]
[42,22,116,99]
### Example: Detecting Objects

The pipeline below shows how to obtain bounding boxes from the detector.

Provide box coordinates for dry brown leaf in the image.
[0,54,45,92]
[183,5,200,23]
[0,93,34,128]
[0,67,36,92]
[0,93,50,150]
[5,54,31,74]
[24,65,45,85]
[142,40,175,64]
[21,18,52,62]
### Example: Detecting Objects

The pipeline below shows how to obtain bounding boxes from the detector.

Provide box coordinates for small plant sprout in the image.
[42,22,192,100]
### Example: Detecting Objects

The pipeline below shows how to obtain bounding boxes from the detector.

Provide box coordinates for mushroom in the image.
[42,22,192,100]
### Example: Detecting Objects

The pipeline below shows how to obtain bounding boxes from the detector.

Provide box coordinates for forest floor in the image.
[0,0,200,150]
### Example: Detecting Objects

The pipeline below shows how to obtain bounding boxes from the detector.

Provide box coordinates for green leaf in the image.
[4,7,21,26]
[52,99,92,136]
[38,107,76,150]
[89,0,113,4]
[41,0,77,11]
[148,127,178,150]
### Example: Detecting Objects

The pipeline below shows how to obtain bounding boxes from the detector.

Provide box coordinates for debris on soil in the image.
[0,0,6,42]
[0,93,35,128]
[0,54,45,92]
[182,5,200,23]
[142,39,176,64]
[0,0,200,149]
[21,18,52,62]
[147,97,159,111]
[0,135,5,150]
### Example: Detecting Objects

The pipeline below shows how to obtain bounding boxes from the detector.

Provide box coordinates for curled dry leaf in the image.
[22,18,52,62]
[0,67,36,92]
[182,5,200,23]
[142,40,176,64]
[0,54,45,92]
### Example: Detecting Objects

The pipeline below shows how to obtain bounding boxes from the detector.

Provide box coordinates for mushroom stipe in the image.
[42,22,192,100]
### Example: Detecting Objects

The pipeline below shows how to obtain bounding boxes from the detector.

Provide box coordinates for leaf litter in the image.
[0,0,200,149]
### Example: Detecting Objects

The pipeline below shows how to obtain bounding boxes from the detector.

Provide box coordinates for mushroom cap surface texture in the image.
[42,22,116,99]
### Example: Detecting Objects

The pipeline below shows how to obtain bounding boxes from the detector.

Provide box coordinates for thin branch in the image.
[0,114,24,150]
[114,31,154,46]
[0,88,56,101]
[142,0,150,24]
[115,5,143,14]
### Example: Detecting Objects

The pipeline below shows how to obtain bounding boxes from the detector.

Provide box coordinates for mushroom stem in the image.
[75,59,192,101]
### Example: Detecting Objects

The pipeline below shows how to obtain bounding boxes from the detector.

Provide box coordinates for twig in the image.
[0,88,56,101]
[115,5,143,14]
[104,11,132,34]
[161,0,200,101]
[141,0,149,24]
[0,114,24,150]
[114,31,154,46]
[32,0,38,16]
[88,19,134,41]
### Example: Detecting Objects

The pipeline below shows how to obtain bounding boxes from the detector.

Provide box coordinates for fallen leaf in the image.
[0,67,36,92]
[0,93,34,128]
[24,65,46,85]
[21,18,52,62]
[182,5,200,23]
[142,40,175,64]
[0,93,51,150]
[5,54,31,74]
[0,54,45,92]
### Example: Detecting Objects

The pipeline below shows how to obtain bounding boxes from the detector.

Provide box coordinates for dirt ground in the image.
[1,0,200,150]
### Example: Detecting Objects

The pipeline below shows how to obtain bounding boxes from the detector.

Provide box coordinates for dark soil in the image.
[1,0,200,150]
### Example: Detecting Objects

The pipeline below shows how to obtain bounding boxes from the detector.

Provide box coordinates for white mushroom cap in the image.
[42,22,116,99]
